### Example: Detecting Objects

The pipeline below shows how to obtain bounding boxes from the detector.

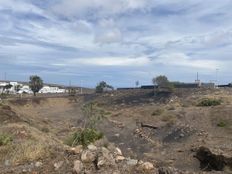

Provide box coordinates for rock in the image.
[54,161,64,170]
[115,155,125,162]
[87,144,97,151]
[140,162,154,170]
[114,133,120,137]
[114,147,122,156]
[97,147,116,168]
[66,145,83,155]
[73,160,83,174]
[179,133,185,138]
[126,158,138,166]
[81,150,96,163]
[195,146,232,171]
[4,160,10,166]
[35,161,43,167]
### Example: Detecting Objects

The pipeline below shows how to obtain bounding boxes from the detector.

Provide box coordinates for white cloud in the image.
[50,0,151,18]
[154,52,222,70]
[67,56,150,66]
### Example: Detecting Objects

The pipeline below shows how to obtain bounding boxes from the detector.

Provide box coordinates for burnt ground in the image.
[1,88,232,173]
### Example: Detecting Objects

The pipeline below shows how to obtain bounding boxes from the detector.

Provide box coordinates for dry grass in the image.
[11,140,50,164]
[0,123,57,165]
[161,114,176,125]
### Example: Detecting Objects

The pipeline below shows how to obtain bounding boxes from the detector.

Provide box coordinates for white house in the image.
[39,86,65,94]
[17,85,33,94]
[0,82,8,93]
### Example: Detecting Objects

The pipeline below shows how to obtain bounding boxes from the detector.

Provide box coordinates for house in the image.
[39,86,65,94]
[17,85,33,94]
[0,82,8,93]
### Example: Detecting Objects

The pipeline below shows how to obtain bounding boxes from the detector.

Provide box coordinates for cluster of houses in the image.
[0,81,66,95]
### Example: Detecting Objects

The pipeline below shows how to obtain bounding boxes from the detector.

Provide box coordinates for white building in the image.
[39,86,65,94]
[17,85,33,94]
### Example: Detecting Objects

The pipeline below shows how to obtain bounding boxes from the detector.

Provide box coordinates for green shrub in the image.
[65,128,103,147]
[0,134,13,146]
[197,98,221,107]
[217,121,227,127]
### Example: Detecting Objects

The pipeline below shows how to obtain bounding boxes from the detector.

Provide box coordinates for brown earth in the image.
[0,88,232,173]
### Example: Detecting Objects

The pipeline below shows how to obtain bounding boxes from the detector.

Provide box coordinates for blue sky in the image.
[0,0,232,87]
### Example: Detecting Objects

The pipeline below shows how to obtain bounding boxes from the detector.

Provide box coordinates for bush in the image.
[217,121,227,127]
[0,134,13,146]
[197,99,221,107]
[65,129,103,147]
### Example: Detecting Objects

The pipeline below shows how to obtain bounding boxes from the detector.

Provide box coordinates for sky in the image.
[0,0,232,87]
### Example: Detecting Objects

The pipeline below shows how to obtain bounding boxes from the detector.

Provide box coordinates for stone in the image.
[114,147,122,156]
[180,133,185,138]
[81,150,96,163]
[140,162,154,170]
[87,144,97,151]
[97,147,116,168]
[73,160,83,174]
[115,155,125,162]
[4,160,10,166]
[35,161,43,167]
[126,158,138,166]
[54,161,64,170]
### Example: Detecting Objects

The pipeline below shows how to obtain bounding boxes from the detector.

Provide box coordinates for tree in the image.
[152,75,174,92]
[95,81,113,93]
[29,75,43,96]
[3,84,13,94]
[152,75,169,88]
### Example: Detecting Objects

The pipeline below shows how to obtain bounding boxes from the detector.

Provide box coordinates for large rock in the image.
[73,160,83,174]
[195,146,232,171]
[81,150,97,163]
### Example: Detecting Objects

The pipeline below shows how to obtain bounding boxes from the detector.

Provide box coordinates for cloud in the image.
[50,0,151,19]
[153,52,222,70]
[62,56,150,66]
[1,0,232,86]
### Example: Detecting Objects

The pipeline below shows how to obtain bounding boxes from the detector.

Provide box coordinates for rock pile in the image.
[67,142,156,174]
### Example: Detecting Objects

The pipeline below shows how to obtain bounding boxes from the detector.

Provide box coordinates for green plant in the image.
[29,75,43,96]
[65,128,103,147]
[217,121,227,127]
[197,98,221,107]
[82,102,105,129]
[0,134,13,146]
[95,81,113,93]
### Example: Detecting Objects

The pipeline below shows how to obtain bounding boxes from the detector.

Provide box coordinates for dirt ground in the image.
[1,88,232,173]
